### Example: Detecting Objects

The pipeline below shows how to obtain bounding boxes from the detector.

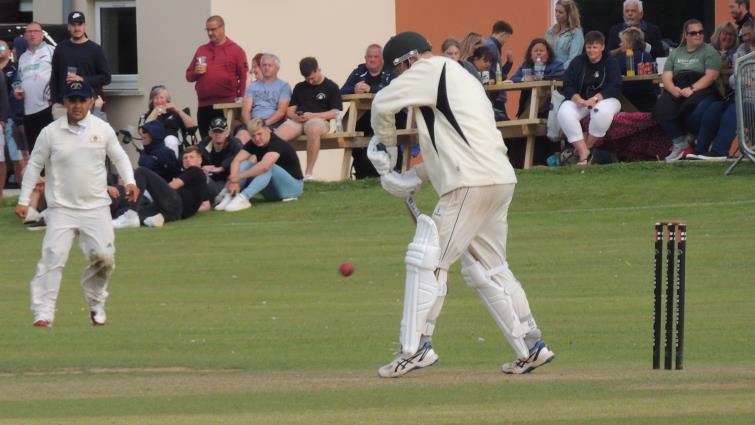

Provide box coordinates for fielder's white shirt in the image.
[17,42,55,115]
[19,112,136,209]
[371,56,516,196]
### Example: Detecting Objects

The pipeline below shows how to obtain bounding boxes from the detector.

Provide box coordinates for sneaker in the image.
[281,197,298,202]
[685,153,703,160]
[23,207,42,224]
[213,188,229,206]
[26,218,46,232]
[112,210,140,229]
[33,319,52,328]
[377,341,439,378]
[224,195,252,212]
[214,193,233,211]
[665,143,688,162]
[501,340,555,374]
[89,304,106,326]
[697,152,728,161]
[143,213,165,228]
[303,175,314,182]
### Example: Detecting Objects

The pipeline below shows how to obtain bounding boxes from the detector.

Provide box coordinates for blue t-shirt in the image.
[243,79,292,120]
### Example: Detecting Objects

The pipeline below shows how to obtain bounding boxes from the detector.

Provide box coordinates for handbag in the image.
[547,81,565,141]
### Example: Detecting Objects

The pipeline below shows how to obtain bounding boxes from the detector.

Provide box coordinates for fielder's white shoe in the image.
[112,210,140,229]
[144,213,164,228]
[214,193,233,211]
[89,304,106,326]
[224,195,252,212]
[501,340,555,374]
[378,341,439,378]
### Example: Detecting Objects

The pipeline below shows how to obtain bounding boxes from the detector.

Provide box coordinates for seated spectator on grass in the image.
[557,31,622,165]
[139,85,198,156]
[607,0,665,58]
[545,0,584,68]
[340,43,393,178]
[274,57,342,180]
[655,19,721,162]
[510,38,564,118]
[467,46,495,84]
[198,117,243,202]
[112,146,209,228]
[138,120,181,182]
[615,27,658,112]
[241,53,291,129]
[216,118,303,212]
[459,32,483,61]
[711,22,740,67]
[442,37,479,78]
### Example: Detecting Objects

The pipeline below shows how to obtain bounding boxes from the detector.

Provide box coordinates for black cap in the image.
[68,11,85,24]
[209,117,228,132]
[382,31,433,73]
[63,80,93,99]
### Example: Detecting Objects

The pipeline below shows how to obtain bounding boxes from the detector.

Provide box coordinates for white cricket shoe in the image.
[144,213,165,228]
[89,304,106,326]
[501,340,555,374]
[214,193,233,211]
[378,341,439,378]
[112,210,140,229]
[224,195,252,212]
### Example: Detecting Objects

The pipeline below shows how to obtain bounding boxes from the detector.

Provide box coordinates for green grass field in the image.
[1,162,754,424]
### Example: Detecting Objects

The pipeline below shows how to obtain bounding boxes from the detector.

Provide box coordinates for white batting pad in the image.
[400,214,443,356]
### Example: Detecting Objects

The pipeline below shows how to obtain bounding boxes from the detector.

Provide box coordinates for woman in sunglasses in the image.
[655,19,721,162]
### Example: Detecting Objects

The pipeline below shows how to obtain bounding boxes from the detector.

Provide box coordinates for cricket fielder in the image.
[369,32,554,377]
[15,80,138,328]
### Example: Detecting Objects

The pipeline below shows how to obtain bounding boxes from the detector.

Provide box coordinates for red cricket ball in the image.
[339,262,354,277]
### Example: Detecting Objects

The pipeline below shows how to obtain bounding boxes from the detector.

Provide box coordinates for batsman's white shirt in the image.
[371,56,516,196]
[18,112,135,208]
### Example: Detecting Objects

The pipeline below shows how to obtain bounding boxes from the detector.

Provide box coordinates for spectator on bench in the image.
[607,0,665,59]
[112,146,209,228]
[275,56,341,181]
[138,85,197,157]
[615,27,657,112]
[198,116,243,203]
[459,32,483,62]
[442,37,481,78]
[511,38,564,118]
[241,53,291,129]
[711,22,740,68]
[216,118,304,212]
[557,31,622,165]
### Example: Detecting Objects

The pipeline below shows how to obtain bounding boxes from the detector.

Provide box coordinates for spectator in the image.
[217,118,304,212]
[467,46,495,84]
[241,53,291,129]
[250,52,263,82]
[112,146,209,228]
[275,57,341,180]
[442,37,480,78]
[615,27,658,112]
[607,0,665,59]
[340,44,392,178]
[198,116,243,202]
[49,12,111,119]
[459,32,483,61]
[655,19,721,162]
[545,0,584,68]
[711,22,740,67]
[138,120,181,182]
[1,40,25,192]
[185,15,248,139]
[510,38,565,118]
[16,22,54,151]
[557,31,622,165]
[688,20,755,161]
[139,85,198,157]
[729,0,754,42]
[482,21,514,119]
[0,55,10,197]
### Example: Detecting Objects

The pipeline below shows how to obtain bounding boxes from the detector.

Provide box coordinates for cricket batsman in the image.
[368,32,554,377]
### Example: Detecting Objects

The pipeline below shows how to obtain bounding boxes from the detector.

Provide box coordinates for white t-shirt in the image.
[19,112,135,209]
[371,56,516,196]
[17,42,55,115]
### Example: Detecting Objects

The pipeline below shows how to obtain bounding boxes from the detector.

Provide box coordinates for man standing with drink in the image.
[185,15,248,139]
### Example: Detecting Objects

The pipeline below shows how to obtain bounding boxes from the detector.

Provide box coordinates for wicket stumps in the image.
[653,221,686,370]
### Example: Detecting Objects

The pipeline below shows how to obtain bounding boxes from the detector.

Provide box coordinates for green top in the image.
[664,43,721,75]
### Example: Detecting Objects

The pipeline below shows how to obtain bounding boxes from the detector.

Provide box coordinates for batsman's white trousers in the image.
[30,206,115,322]
[557,98,622,143]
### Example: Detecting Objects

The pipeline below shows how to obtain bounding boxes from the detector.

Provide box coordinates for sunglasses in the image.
[686,30,704,36]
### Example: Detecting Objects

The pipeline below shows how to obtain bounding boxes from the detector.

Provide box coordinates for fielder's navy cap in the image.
[63,80,94,99]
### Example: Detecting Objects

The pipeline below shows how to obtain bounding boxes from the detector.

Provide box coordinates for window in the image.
[95,0,137,91]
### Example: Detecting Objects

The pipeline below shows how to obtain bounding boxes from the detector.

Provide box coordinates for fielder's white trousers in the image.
[557,98,622,143]
[30,206,115,322]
